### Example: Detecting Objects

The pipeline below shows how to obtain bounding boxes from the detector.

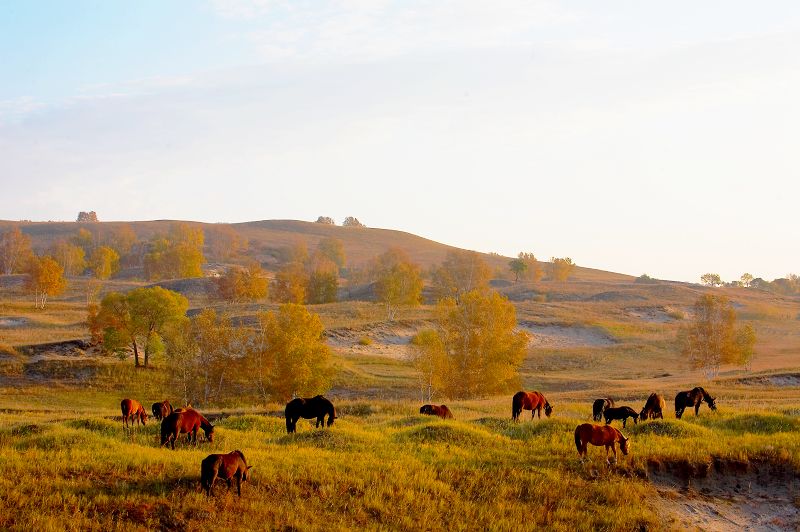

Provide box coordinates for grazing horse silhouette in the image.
[675,387,717,419]
[603,406,639,428]
[640,393,666,420]
[512,391,553,422]
[151,400,173,421]
[285,395,337,434]
[420,404,454,419]
[161,408,215,450]
[120,398,148,428]
[574,423,630,463]
[201,450,252,497]
[592,398,615,422]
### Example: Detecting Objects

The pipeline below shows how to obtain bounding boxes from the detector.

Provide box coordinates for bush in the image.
[357,336,373,346]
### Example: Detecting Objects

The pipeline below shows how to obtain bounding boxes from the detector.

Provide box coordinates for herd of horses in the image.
[118,386,717,495]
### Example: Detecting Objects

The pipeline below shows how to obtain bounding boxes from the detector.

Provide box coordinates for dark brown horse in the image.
[592,398,615,422]
[161,408,215,449]
[640,393,666,420]
[603,406,639,427]
[285,395,336,434]
[512,391,553,422]
[121,398,148,428]
[151,400,173,421]
[420,404,454,419]
[675,387,717,419]
[201,450,252,497]
[574,423,630,463]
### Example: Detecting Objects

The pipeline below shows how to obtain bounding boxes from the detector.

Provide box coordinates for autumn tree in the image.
[94,286,188,367]
[246,304,333,402]
[342,216,365,227]
[740,273,754,288]
[431,250,491,302]
[71,227,97,254]
[317,237,346,270]
[305,254,338,304]
[25,256,67,309]
[680,294,756,378]
[143,223,205,280]
[315,216,335,225]
[549,257,576,282]
[410,290,528,399]
[206,225,247,262]
[88,246,120,280]
[371,248,423,320]
[49,240,86,276]
[0,226,33,275]
[272,261,307,304]
[215,262,269,303]
[519,252,543,282]
[700,273,722,287]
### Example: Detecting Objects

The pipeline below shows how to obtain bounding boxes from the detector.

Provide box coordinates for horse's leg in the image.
[236,474,242,497]
[695,403,700,416]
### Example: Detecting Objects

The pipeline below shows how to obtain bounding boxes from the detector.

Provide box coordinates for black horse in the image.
[603,406,639,428]
[285,395,337,434]
[592,398,615,422]
[675,387,717,419]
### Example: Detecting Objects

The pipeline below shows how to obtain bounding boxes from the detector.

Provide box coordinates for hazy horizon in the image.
[2,1,799,283]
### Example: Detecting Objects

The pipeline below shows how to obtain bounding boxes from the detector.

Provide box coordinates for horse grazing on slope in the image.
[592,398,615,422]
[285,395,337,434]
[574,423,630,464]
[675,387,717,419]
[161,408,215,450]
[603,406,639,428]
[121,399,148,429]
[512,391,553,422]
[151,400,173,421]
[420,404,454,419]
[640,393,666,420]
[201,450,252,497]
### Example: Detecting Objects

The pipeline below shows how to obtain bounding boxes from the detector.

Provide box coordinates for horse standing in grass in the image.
[592,398,615,422]
[675,387,717,419]
[151,400,173,421]
[512,391,553,422]
[640,393,666,420]
[603,406,639,428]
[285,395,337,434]
[161,408,215,450]
[420,404,454,419]
[574,423,630,464]
[121,398,148,429]
[201,450,252,497]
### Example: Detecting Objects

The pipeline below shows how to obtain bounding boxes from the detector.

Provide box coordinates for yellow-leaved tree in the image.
[371,247,423,320]
[215,261,269,304]
[410,290,528,400]
[143,223,204,280]
[430,250,491,302]
[26,255,67,309]
[549,257,576,281]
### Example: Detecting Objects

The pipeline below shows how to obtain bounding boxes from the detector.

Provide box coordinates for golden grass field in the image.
[1,221,799,530]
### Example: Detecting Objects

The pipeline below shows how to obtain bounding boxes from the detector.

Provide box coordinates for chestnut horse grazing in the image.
[512,391,553,422]
[675,387,717,419]
[201,450,252,497]
[640,393,666,420]
[151,400,173,421]
[603,406,639,428]
[121,398,148,428]
[592,398,615,422]
[285,395,337,434]
[161,408,215,450]
[420,404,454,419]
[574,423,630,464]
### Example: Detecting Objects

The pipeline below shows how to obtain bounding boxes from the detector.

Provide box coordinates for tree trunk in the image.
[132,339,141,367]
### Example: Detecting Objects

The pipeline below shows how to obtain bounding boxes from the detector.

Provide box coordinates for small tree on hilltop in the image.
[680,294,756,378]
[315,216,335,225]
[76,211,99,222]
[700,273,723,287]
[508,257,527,282]
[342,216,365,228]
[740,273,754,288]
[549,257,576,282]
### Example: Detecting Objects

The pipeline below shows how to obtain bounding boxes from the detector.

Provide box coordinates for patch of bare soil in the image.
[0,317,29,328]
[649,459,800,531]
[326,320,429,360]
[732,373,800,387]
[624,306,673,323]
[517,321,616,348]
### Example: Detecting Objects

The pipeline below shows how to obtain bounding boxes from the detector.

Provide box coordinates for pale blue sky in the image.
[1,1,799,282]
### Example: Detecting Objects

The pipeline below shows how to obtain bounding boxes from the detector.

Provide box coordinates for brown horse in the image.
[592,398,615,422]
[420,404,454,419]
[603,406,639,428]
[640,393,666,420]
[574,423,630,464]
[512,391,553,422]
[285,395,337,434]
[121,398,148,428]
[201,450,252,497]
[151,400,173,421]
[675,387,717,419]
[161,408,215,450]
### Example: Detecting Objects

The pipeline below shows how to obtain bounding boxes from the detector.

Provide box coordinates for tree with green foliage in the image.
[680,294,756,378]
[740,273,754,288]
[93,286,188,367]
[549,257,576,281]
[371,248,423,320]
[143,223,205,280]
[508,257,527,282]
[411,290,528,399]
[700,273,722,287]
[246,304,333,402]
[431,250,491,302]
[25,255,67,309]
[88,246,120,280]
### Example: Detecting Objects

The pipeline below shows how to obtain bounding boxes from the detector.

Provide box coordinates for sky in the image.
[1,1,799,283]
